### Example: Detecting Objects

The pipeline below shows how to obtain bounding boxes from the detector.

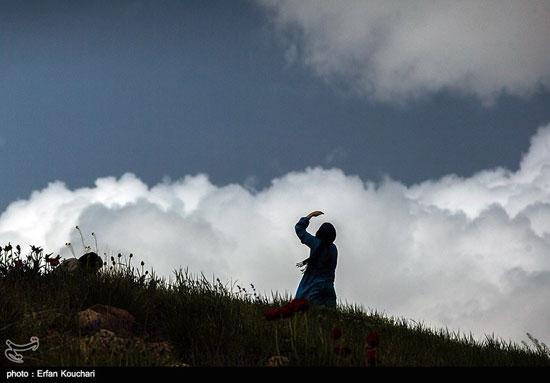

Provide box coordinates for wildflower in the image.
[48,258,60,267]
[65,242,76,257]
[264,308,282,321]
[366,349,378,366]
[366,332,379,348]
[330,327,343,341]
[14,259,22,267]
[289,298,310,313]
[280,304,294,319]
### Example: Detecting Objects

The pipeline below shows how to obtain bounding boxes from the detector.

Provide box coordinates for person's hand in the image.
[306,211,324,219]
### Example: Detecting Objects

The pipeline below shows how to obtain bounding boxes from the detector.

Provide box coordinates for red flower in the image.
[366,349,378,366]
[48,258,60,267]
[280,304,294,319]
[366,332,379,348]
[14,259,23,267]
[263,308,282,321]
[330,327,342,341]
[289,298,310,313]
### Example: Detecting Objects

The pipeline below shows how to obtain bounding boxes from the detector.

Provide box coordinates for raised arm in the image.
[295,211,324,248]
[306,210,324,220]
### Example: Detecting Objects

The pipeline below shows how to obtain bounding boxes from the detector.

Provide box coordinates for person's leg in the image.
[311,282,336,307]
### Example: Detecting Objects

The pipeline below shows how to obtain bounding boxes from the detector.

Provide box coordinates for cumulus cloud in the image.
[257,0,550,104]
[2,124,550,346]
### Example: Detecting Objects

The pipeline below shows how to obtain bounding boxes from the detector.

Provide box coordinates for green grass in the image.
[1,243,549,367]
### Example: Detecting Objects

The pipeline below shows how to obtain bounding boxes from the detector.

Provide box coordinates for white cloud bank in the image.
[257,0,550,104]
[2,124,550,346]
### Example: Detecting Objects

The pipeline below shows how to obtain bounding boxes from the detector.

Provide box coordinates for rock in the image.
[78,304,136,337]
[266,355,290,367]
[43,308,180,366]
[58,252,103,275]
[79,329,118,354]
[59,258,81,273]
[146,341,173,356]
[78,330,176,366]
[78,252,103,272]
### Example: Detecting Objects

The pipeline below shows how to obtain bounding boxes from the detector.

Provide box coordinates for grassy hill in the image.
[1,244,549,367]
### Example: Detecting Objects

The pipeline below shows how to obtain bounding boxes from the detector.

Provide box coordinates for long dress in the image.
[294,217,338,306]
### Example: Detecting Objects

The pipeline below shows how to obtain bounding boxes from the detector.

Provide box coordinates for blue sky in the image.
[1,0,549,211]
[1,0,550,346]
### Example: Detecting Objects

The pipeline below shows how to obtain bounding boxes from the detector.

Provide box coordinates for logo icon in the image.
[5,337,39,363]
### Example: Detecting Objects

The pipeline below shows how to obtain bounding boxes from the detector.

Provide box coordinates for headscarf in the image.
[299,222,336,272]
[315,222,337,244]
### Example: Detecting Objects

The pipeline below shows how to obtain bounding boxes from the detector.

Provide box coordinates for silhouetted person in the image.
[294,211,337,307]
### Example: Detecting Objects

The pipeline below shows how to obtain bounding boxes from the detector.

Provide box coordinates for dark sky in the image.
[1,0,550,212]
